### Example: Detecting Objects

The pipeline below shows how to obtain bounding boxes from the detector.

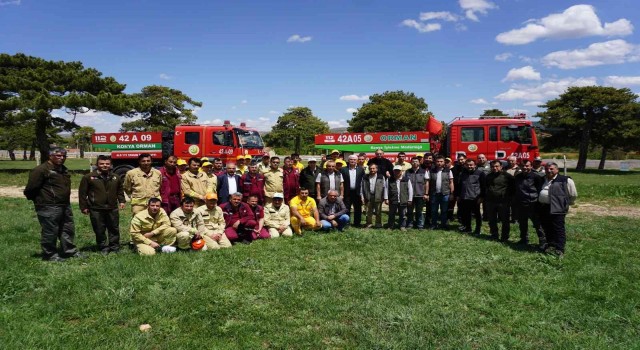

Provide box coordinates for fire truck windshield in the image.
[500,125,532,144]
[235,129,264,149]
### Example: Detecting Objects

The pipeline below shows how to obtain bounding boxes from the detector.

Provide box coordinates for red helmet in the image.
[191,238,205,250]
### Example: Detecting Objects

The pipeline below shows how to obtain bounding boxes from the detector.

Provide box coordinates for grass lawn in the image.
[0,197,638,349]
[0,158,93,171]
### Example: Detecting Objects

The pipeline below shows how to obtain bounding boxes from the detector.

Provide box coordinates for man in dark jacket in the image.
[240,163,265,204]
[318,190,350,231]
[387,166,413,230]
[484,160,515,241]
[367,149,394,178]
[217,163,242,204]
[456,158,486,235]
[300,158,321,202]
[403,157,427,229]
[24,147,83,262]
[514,159,545,247]
[537,162,577,256]
[340,155,365,227]
[79,155,126,255]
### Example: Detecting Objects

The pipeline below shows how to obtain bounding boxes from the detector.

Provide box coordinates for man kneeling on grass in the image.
[130,197,177,256]
[196,192,232,249]
[170,196,215,251]
[221,192,269,244]
[264,192,293,238]
[289,187,321,235]
[318,190,349,232]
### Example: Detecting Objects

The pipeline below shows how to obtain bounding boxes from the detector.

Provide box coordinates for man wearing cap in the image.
[257,155,271,174]
[240,163,265,204]
[79,155,126,255]
[321,150,340,169]
[403,156,428,229]
[361,164,388,229]
[130,197,177,256]
[394,152,412,173]
[264,193,292,238]
[290,187,321,235]
[367,149,394,178]
[263,156,284,205]
[318,190,350,232]
[160,156,182,214]
[340,154,364,227]
[316,160,343,201]
[196,192,232,249]
[124,153,162,215]
[300,157,321,202]
[217,163,241,204]
[532,157,546,177]
[170,197,210,251]
[236,155,248,175]
[388,165,413,230]
[200,161,218,194]
[181,157,209,207]
[24,147,83,262]
[176,158,188,174]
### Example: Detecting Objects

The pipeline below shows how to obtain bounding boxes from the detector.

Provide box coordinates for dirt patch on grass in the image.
[569,203,640,219]
[0,186,79,202]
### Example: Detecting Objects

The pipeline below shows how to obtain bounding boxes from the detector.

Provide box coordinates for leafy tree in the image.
[263,107,329,154]
[120,85,202,132]
[481,109,508,116]
[348,91,431,132]
[539,86,640,170]
[72,126,96,158]
[0,53,131,162]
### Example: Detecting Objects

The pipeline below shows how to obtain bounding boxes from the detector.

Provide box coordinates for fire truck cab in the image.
[443,115,539,162]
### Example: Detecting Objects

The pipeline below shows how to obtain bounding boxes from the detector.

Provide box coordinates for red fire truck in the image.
[442,114,540,161]
[92,121,266,176]
[314,114,539,162]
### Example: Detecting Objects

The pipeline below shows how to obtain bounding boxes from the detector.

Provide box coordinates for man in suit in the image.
[340,154,364,227]
[216,163,242,204]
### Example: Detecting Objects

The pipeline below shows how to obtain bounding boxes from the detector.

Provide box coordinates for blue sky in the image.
[1,0,639,132]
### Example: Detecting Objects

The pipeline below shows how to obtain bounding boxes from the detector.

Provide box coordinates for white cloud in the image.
[159,73,171,80]
[401,19,442,33]
[542,39,640,69]
[523,101,544,107]
[505,108,529,115]
[419,11,460,22]
[346,108,358,114]
[231,106,236,110]
[258,117,270,121]
[495,52,512,62]
[328,120,348,128]
[268,110,279,115]
[287,34,312,43]
[459,0,497,22]
[495,77,597,101]
[470,98,490,104]
[241,100,248,104]
[604,76,640,87]
[496,5,633,45]
[519,55,535,63]
[502,66,541,82]
[339,94,369,101]
[0,0,21,5]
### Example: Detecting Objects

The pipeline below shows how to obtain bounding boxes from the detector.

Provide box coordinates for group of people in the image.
[24,146,576,262]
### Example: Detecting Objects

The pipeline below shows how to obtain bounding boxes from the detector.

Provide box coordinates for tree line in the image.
[2,53,639,170]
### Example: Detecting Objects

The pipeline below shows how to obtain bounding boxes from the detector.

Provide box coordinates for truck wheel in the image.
[114,165,134,179]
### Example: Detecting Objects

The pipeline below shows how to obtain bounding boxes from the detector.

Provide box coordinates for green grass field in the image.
[0,197,639,349]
